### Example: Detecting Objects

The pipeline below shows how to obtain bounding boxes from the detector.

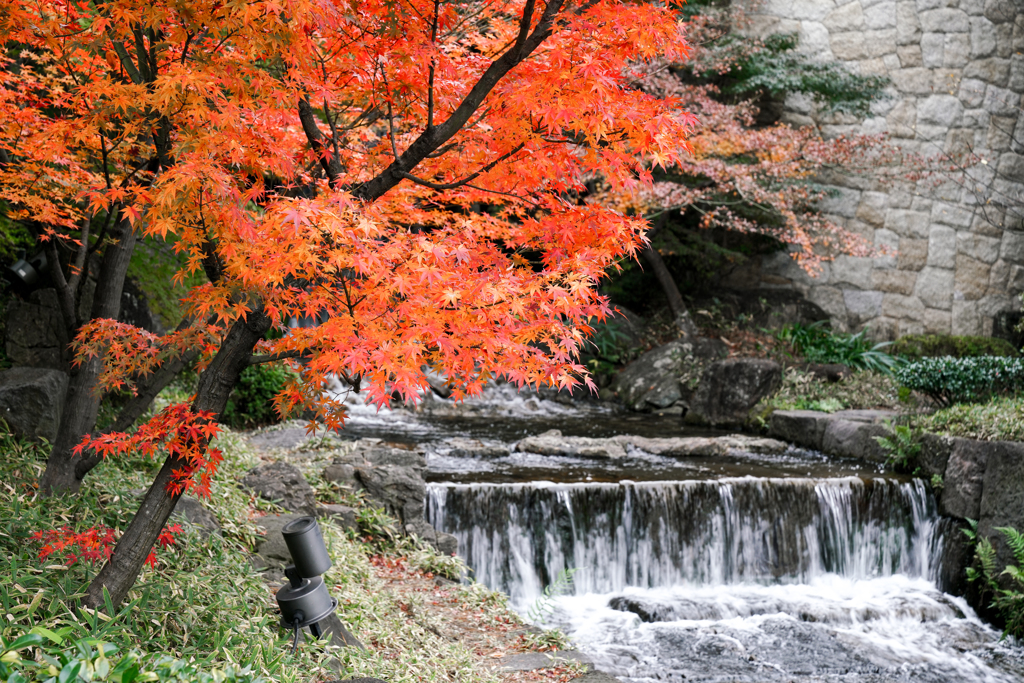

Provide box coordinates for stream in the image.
[334,381,1024,682]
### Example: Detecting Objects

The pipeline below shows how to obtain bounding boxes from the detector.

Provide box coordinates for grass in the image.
[909,396,1024,442]
[754,368,904,422]
[0,422,568,683]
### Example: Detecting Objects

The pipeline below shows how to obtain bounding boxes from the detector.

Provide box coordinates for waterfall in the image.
[426,477,942,607]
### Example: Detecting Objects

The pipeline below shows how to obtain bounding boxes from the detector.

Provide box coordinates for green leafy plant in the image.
[698,33,889,116]
[353,506,400,548]
[754,368,904,426]
[518,627,573,652]
[891,334,1018,360]
[964,522,1024,640]
[526,568,578,625]
[221,363,297,428]
[776,321,900,374]
[894,356,1024,407]
[584,320,637,375]
[873,423,921,473]
[912,396,1024,442]
[0,634,266,683]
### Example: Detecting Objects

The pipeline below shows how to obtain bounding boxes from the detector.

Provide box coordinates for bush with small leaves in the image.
[894,356,1024,407]
[891,334,1018,360]
[221,363,297,429]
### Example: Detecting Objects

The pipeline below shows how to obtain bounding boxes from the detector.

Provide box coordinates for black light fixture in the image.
[5,250,48,291]
[275,516,338,651]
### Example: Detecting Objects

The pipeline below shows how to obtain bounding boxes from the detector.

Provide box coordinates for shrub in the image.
[890,334,1018,360]
[221,363,297,428]
[776,321,899,374]
[894,356,1024,407]
[753,369,904,426]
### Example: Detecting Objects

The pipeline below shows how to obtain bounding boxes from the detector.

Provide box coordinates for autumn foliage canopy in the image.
[1,0,694,495]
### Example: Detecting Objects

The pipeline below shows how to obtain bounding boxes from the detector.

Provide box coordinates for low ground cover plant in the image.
[1,635,263,683]
[894,356,1024,407]
[909,396,1024,443]
[890,334,1018,360]
[0,424,522,683]
[752,368,903,425]
[775,322,899,374]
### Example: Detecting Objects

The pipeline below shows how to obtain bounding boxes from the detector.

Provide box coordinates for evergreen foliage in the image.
[895,356,1024,407]
[890,334,1018,360]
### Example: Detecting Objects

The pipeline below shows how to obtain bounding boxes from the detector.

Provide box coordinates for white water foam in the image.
[547,577,1021,682]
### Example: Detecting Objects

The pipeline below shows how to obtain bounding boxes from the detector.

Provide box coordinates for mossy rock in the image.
[891,334,1018,360]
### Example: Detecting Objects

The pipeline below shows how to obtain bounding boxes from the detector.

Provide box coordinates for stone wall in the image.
[733,0,1024,339]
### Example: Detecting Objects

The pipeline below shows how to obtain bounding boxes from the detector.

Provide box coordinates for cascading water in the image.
[427,476,1023,682]
[331,379,1022,681]
[427,477,940,604]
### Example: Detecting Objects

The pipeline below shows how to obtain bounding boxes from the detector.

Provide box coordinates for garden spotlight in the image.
[275,516,338,651]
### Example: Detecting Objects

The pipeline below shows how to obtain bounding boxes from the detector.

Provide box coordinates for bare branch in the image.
[248,350,306,365]
[398,143,525,190]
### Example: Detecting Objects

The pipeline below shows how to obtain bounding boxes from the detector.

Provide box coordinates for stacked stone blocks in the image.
[740,0,1024,338]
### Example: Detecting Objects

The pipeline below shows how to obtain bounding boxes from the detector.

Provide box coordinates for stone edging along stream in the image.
[768,409,1024,599]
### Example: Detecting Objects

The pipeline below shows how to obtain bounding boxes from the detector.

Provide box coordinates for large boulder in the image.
[609,339,727,412]
[819,419,889,463]
[768,410,830,450]
[171,496,222,537]
[609,340,688,411]
[978,440,1024,570]
[689,358,782,427]
[241,461,318,515]
[941,438,989,520]
[0,367,68,442]
[252,513,308,568]
[322,439,458,555]
[6,290,68,370]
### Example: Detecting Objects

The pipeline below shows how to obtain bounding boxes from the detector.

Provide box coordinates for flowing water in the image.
[336,382,1024,681]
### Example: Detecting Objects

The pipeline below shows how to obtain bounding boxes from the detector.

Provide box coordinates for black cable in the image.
[291,617,302,654]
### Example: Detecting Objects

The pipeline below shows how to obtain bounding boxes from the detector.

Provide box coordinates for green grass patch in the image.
[754,368,903,421]
[910,396,1024,442]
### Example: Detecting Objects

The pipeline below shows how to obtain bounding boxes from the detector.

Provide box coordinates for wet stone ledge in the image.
[768,408,1024,596]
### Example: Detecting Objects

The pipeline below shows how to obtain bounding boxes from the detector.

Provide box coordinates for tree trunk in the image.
[82,305,271,609]
[39,218,139,495]
[72,347,200,481]
[641,242,699,339]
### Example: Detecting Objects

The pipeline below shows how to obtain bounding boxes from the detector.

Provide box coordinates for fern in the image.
[968,525,1024,639]
[526,568,579,624]
[962,518,979,543]
[997,527,1024,568]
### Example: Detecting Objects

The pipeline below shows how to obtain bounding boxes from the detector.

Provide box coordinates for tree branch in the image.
[353,0,567,202]
[248,350,306,365]
[298,97,344,187]
[398,143,525,191]
[44,238,78,334]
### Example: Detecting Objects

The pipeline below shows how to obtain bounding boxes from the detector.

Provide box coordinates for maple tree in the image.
[593,4,898,332]
[1,0,695,608]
